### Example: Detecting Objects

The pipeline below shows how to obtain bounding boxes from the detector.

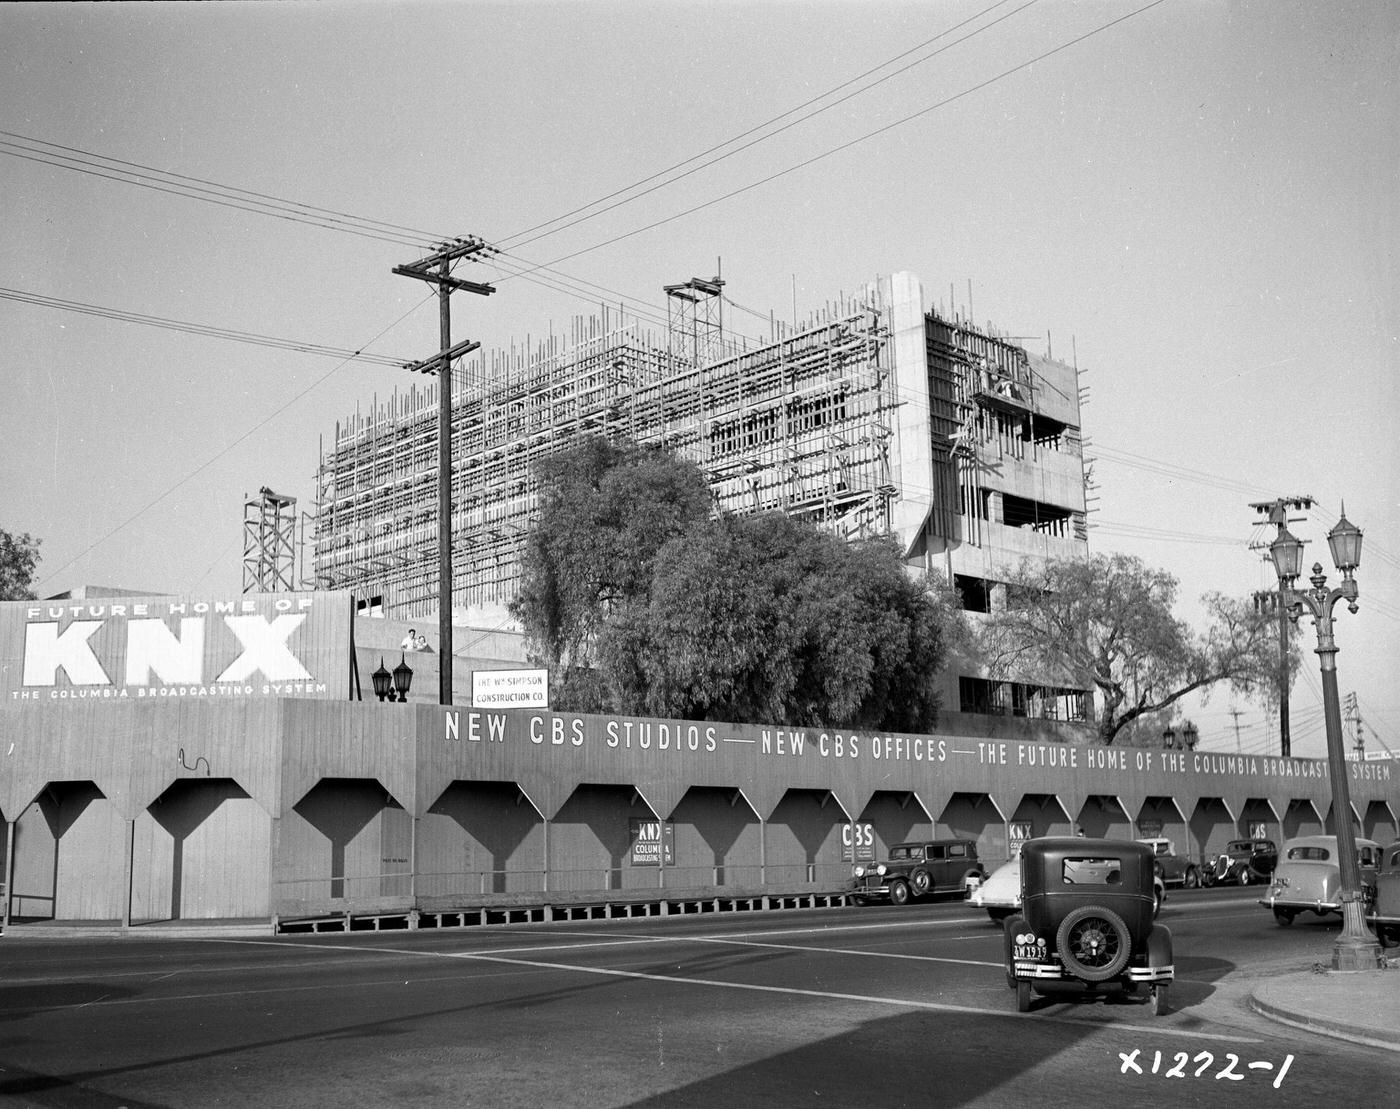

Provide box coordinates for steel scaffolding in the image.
[313,285,900,619]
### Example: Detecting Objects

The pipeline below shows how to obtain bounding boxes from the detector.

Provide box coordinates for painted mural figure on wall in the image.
[400,628,429,651]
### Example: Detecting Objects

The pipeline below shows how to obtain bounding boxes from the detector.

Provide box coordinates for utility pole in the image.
[1250,495,1314,757]
[1228,708,1245,754]
[395,238,496,706]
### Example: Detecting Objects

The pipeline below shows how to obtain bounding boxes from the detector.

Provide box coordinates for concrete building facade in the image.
[313,272,1092,735]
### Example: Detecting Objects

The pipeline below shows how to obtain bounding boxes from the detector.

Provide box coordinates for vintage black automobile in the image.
[849,839,985,905]
[1004,837,1174,1015]
[1136,837,1201,888]
[1202,838,1277,886]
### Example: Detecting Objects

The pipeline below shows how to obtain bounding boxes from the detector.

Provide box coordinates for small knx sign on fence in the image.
[471,668,549,709]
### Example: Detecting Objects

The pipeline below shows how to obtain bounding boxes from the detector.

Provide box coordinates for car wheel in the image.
[1380,924,1400,949]
[1056,905,1133,982]
[1150,984,1170,1016]
[1236,868,1251,886]
[889,879,911,906]
[1273,908,1296,926]
[1184,868,1200,889]
[1016,980,1033,1013]
[910,869,931,897]
[988,908,1012,923]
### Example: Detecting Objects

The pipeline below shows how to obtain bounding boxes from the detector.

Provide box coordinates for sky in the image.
[2,0,1396,762]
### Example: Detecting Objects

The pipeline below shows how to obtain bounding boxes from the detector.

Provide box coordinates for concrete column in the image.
[121,819,135,932]
[759,819,767,884]
[2,820,13,930]
[542,818,550,893]
[409,816,419,928]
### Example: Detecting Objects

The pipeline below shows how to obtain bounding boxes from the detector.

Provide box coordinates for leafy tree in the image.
[0,528,42,601]
[600,513,963,731]
[509,437,712,710]
[979,552,1290,745]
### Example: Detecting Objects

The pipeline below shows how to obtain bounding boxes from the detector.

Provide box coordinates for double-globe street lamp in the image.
[1268,506,1381,971]
[1162,721,1199,750]
[372,655,414,703]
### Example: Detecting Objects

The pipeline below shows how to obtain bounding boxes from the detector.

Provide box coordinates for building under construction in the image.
[313,271,1091,726]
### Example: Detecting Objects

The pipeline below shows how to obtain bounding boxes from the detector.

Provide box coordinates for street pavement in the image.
[6,915,1399,1054]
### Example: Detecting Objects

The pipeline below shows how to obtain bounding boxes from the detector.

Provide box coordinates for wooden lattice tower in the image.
[242,486,297,593]
[665,276,725,368]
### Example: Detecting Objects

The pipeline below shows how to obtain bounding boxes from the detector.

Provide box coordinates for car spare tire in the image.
[1055,905,1132,982]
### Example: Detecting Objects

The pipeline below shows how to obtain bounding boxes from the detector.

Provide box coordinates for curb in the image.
[3,924,273,940]
[1249,994,1400,1054]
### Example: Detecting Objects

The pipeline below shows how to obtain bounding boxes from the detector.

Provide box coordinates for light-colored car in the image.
[969,858,1023,921]
[1365,840,1400,947]
[970,854,1165,923]
[1259,835,1382,925]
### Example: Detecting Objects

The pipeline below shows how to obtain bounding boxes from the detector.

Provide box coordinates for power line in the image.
[31,293,436,592]
[0,132,694,345]
[0,131,439,249]
[4,3,1167,363]
[498,0,1043,251]
[496,0,1170,280]
[1092,521,1250,547]
[1,287,412,367]
[1091,444,1275,498]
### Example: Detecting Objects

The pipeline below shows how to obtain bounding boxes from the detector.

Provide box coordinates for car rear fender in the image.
[1145,923,1173,968]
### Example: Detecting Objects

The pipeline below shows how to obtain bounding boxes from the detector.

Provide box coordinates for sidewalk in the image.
[1250,960,1400,1052]
[3,918,271,940]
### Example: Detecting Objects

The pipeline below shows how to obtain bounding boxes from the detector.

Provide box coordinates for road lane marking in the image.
[234,937,1263,1044]
[598,934,1003,969]
[224,931,999,966]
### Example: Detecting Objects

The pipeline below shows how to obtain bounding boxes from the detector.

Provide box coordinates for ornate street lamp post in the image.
[1268,506,1380,970]
[372,656,414,703]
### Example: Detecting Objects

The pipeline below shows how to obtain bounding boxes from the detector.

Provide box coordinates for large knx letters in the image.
[18,598,316,690]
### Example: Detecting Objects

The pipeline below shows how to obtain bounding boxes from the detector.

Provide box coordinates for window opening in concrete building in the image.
[960,678,1089,723]
[1001,493,1075,537]
[954,574,991,613]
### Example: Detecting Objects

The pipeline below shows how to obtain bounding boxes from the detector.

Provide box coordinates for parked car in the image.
[1260,834,1382,925]
[849,839,985,905]
[969,857,1024,921]
[1004,837,1173,1015]
[971,851,1164,923]
[1365,840,1400,947]
[1202,838,1277,886]
[1137,837,1201,888]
